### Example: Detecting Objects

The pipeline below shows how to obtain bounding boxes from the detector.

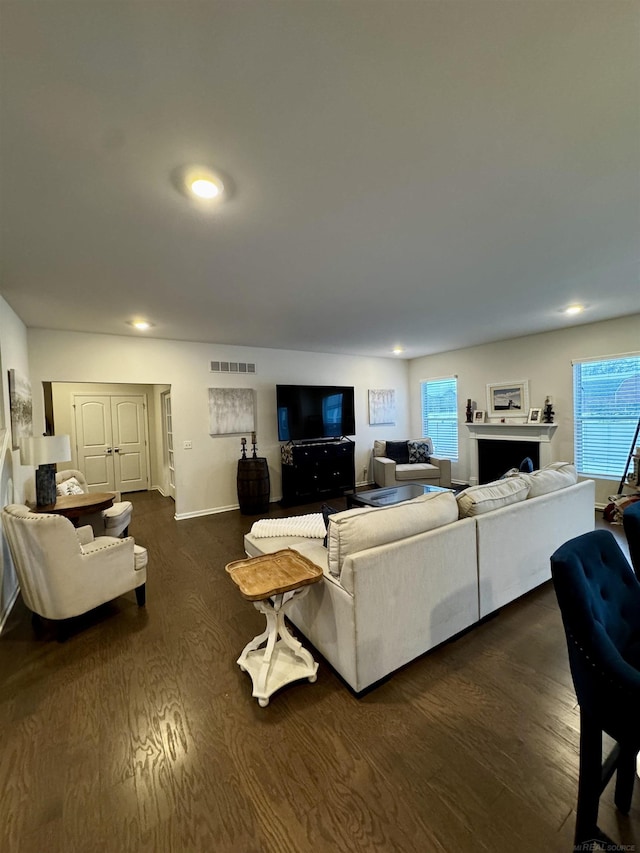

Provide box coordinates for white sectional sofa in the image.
[243,464,595,693]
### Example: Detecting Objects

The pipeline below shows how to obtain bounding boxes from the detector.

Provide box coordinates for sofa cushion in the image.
[385,441,410,464]
[395,463,440,482]
[327,491,458,577]
[518,462,578,498]
[456,477,530,518]
[408,440,431,463]
[373,440,387,458]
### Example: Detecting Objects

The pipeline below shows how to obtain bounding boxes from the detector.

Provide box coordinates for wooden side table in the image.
[30,492,115,525]
[225,549,323,706]
[236,457,270,515]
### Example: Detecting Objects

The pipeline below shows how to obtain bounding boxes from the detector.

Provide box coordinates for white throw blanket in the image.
[250,513,326,539]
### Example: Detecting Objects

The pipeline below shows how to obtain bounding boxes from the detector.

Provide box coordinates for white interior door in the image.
[111,396,148,493]
[74,396,115,490]
[74,394,149,493]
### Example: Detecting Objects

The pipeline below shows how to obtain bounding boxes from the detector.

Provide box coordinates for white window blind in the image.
[420,377,458,459]
[573,354,640,479]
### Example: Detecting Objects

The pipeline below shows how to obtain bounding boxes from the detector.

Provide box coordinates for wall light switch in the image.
[183,440,192,450]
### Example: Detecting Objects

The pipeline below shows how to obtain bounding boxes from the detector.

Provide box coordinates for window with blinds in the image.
[573,354,640,479]
[420,377,458,459]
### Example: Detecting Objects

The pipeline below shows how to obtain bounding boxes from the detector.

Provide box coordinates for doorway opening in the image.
[45,381,174,500]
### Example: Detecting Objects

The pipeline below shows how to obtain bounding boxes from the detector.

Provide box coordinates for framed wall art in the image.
[486,380,529,419]
[368,389,396,426]
[208,388,255,435]
[8,368,33,450]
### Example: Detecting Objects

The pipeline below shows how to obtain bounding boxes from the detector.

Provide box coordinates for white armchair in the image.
[372,438,452,489]
[1,504,147,623]
[55,469,132,537]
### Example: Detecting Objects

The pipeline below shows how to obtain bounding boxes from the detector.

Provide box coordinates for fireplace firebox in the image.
[478,439,539,484]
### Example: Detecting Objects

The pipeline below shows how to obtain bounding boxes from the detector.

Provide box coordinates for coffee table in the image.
[347,482,452,509]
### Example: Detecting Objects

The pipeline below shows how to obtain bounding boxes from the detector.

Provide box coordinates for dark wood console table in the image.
[280,439,355,506]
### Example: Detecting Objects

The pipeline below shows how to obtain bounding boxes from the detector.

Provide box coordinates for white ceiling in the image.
[1,1,638,359]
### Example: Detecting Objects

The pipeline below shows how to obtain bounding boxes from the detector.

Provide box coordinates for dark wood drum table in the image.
[31,492,114,525]
[226,549,323,706]
[237,457,270,515]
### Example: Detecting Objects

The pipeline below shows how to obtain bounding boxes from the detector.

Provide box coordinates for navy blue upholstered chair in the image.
[551,530,640,848]
[623,500,640,579]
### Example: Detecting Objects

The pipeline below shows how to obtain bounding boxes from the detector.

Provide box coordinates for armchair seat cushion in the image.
[395,463,441,482]
[102,501,133,535]
[103,500,133,521]
[133,543,148,571]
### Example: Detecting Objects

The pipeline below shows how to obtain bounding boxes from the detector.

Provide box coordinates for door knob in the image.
[106,447,113,454]
[114,447,120,453]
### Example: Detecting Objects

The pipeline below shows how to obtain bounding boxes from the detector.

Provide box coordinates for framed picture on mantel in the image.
[486,380,529,419]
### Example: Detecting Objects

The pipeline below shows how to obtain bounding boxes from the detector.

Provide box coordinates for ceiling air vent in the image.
[210,361,256,374]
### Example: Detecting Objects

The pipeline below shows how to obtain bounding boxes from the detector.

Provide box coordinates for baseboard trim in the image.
[175,503,240,520]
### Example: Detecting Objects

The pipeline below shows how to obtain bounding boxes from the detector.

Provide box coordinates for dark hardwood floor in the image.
[0,491,637,852]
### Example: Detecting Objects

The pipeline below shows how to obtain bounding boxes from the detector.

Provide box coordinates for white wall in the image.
[0,296,31,626]
[27,330,409,517]
[409,314,639,506]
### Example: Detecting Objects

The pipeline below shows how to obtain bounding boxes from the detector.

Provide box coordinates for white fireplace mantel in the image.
[465,422,558,485]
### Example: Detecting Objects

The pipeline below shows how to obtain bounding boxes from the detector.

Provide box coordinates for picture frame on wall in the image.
[486,380,529,419]
[368,389,396,426]
[8,368,33,450]
[528,407,542,424]
[208,388,255,435]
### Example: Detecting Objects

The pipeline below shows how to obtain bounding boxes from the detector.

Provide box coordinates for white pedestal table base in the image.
[237,586,318,707]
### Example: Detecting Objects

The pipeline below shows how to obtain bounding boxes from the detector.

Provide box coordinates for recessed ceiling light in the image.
[129,320,154,331]
[564,304,585,316]
[392,347,404,355]
[190,179,220,199]
[183,166,225,202]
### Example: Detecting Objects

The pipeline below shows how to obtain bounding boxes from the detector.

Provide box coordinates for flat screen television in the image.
[276,384,356,441]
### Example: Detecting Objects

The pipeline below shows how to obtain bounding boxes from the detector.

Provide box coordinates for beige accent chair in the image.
[1,504,147,624]
[56,469,133,537]
[372,438,452,488]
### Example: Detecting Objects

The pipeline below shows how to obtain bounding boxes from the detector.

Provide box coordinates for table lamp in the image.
[19,434,72,506]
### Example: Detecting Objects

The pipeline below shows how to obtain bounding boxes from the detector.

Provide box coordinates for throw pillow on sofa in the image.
[518,462,578,498]
[456,477,530,518]
[385,441,410,464]
[407,440,430,463]
[327,491,458,577]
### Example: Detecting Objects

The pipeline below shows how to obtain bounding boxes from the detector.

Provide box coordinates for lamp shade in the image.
[20,435,72,467]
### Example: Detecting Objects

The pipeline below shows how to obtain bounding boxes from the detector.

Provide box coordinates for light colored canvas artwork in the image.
[8,368,33,450]
[368,389,396,425]
[208,388,255,435]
